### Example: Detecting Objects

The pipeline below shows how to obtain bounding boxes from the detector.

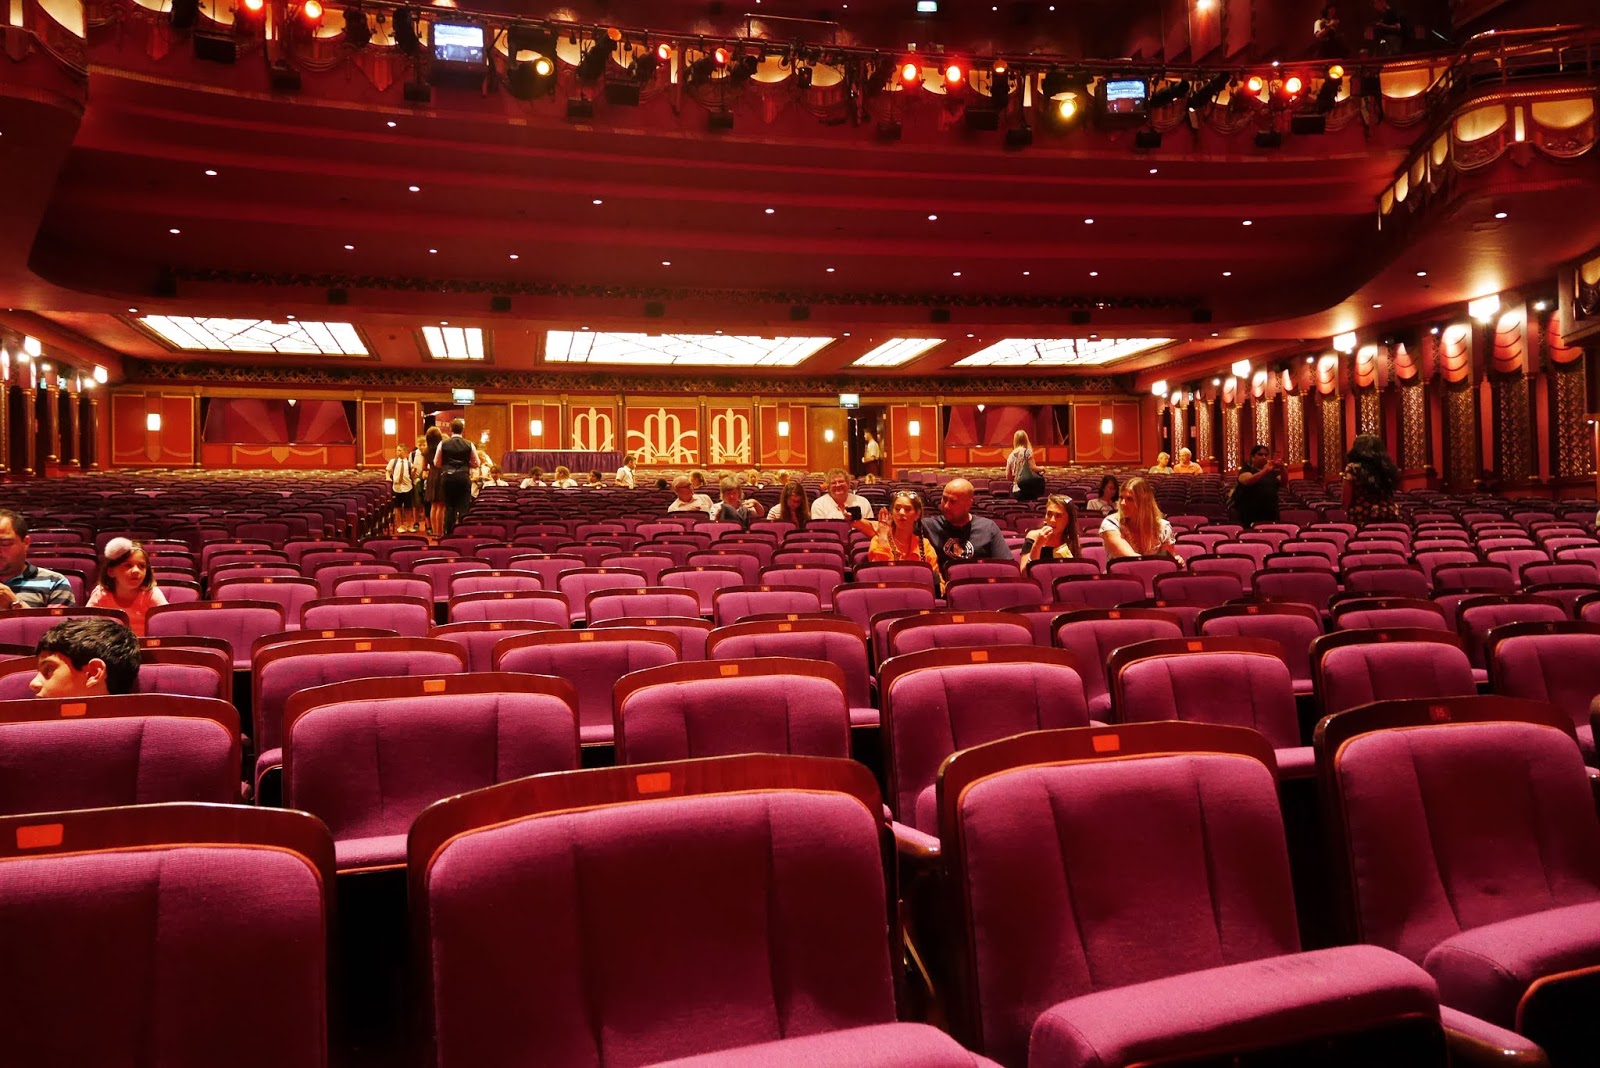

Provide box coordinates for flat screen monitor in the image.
[433,22,486,66]
[1102,78,1148,115]
[452,388,476,406]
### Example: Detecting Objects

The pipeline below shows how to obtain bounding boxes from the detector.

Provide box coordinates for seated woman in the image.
[1149,451,1173,474]
[586,470,605,487]
[1100,477,1183,564]
[85,538,167,637]
[1021,495,1081,573]
[713,476,760,528]
[868,491,941,577]
[549,465,579,489]
[1085,474,1119,514]
[519,466,546,489]
[767,481,810,526]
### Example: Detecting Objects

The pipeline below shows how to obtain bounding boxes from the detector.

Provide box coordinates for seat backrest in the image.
[1108,638,1299,749]
[429,620,560,672]
[851,562,940,594]
[831,581,937,635]
[613,658,851,764]
[147,600,288,669]
[446,570,545,598]
[0,606,128,651]
[331,574,435,602]
[1050,575,1148,611]
[1251,568,1338,613]
[1331,597,1450,632]
[1456,594,1567,667]
[711,585,823,627]
[411,757,894,1068]
[706,619,872,710]
[312,562,399,598]
[300,595,433,638]
[944,576,1051,613]
[446,590,570,627]
[1186,553,1257,594]
[253,638,467,763]
[659,565,745,614]
[503,553,587,592]
[885,610,1034,658]
[0,804,332,1068]
[1431,563,1516,594]
[1320,699,1600,964]
[1104,555,1181,596]
[596,553,675,585]
[136,646,232,701]
[1487,622,1600,734]
[585,587,702,624]
[1052,609,1186,717]
[285,673,580,855]
[212,576,321,618]
[1311,629,1477,716]
[941,727,1292,1067]
[1342,566,1431,600]
[1195,603,1321,690]
[757,565,846,609]
[686,550,762,585]
[588,616,716,660]
[880,647,1090,831]
[1150,572,1243,607]
[0,694,240,814]
[492,630,680,745]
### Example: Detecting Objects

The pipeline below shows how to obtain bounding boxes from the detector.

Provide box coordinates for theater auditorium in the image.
[2,0,1600,1063]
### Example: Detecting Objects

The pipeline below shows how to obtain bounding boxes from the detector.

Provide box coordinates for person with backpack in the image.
[1006,430,1046,501]
[385,443,416,533]
[432,418,479,536]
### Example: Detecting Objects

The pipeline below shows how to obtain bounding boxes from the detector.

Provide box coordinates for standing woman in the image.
[85,538,166,637]
[1343,434,1402,524]
[868,491,941,573]
[1100,477,1183,563]
[1021,495,1081,573]
[423,425,445,537]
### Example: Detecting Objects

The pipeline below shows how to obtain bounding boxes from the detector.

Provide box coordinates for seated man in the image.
[809,467,875,533]
[1172,447,1204,475]
[0,509,74,609]
[30,617,140,698]
[919,477,1012,578]
[667,475,715,517]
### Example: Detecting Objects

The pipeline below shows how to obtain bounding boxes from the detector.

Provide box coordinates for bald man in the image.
[919,478,1012,577]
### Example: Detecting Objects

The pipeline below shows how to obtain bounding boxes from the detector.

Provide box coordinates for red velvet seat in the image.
[1051,608,1184,720]
[492,628,679,746]
[1311,628,1477,717]
[707,618,875,726]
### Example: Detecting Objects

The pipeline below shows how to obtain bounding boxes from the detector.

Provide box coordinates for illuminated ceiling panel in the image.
[422,326,487,360]
[138,316,367,355]
[954,337,1173,367]
[851,338,945,368]
[545,331,834,367]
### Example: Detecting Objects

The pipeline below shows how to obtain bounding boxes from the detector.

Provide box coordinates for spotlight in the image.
[729,53,759,82]
[1315,66,1343,112]
[577,34,616,81]
[507,23,556,62]
[1147,79,1189,108]
[990,62,1011,108]
[1056,94,1077,120]
[944,61,964,87]
[1327,63,1345,79]
[1245,74,1265,94]
[655,42,672,62]
[630,49,658,81]
[1283,75,1304,96]
[341,5,369,46]
[392,7,419,55]
[301,0,322,23]
[713,46,730,67]
[689,57,715,85]
[900,60,920,84]
[510,53,557,99]
[1187,71,1229,111]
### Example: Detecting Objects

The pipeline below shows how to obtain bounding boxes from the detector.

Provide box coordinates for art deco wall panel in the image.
[624,403,701,466]
[890,404,940,466]
[110,392,194,467]
[757,405,809,470]
[705,404,754,467]
[1069,401,1141,463]
[509,402,565,453]
[568,401,618,453]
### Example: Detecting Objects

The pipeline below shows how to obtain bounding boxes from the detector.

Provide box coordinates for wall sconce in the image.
[93,365,108,384]
[286,398,297,407]
[823,428,836,443]
[976,403,986,412]
[1230,360,1251,378]
[1100,417,1114,435]
[1332,331,1358,354]
[22,336,41,358]
[907,420,921,437]
[529,419,543,437]
[1468,293,1501,323]
[480,430,490,445]
[145,412,162,432]
[777,420,790,437]
[1150,380,1168,397]
[382,417,398,436]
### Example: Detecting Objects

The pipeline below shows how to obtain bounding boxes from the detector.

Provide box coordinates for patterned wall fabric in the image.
[1554,362,1595,479]
[1493,379,1533,484]
[1284,394,1306,465]
[1195,402,1213,463]
[1251,400,1271,451]
[1444,384,1477,488]
[1400,383,1427,471]
[1222,407,1241,471]
[1170,404,1187,459]
[1320,395,1345,478]
[1357,390,1381,438]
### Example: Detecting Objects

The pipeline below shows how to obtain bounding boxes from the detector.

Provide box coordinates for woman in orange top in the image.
[868,491,942,583]
[85,538,167,636]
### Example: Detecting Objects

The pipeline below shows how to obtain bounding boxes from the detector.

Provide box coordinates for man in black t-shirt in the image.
[1233,444,1281,528]
[919,478,1013,579]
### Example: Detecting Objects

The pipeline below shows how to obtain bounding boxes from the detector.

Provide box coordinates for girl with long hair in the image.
[424,425,445,537]
[1022,494,1081,572]
[868,490,941,575]
[85,538,166,636]
[1100,477,1182,562]
[767,481,811,526]
[1086,474,1120,514]
[1343,434,1402,524]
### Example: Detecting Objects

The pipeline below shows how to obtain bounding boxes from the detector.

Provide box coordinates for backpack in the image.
[1014,452,1046,501]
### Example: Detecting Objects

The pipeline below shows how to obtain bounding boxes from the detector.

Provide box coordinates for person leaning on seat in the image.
[0,509,74,609]
[30,617,140,698]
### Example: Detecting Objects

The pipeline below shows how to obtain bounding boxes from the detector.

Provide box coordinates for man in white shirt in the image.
[666,475,715,517]
[615,453,637,489]
[810,468,875,534]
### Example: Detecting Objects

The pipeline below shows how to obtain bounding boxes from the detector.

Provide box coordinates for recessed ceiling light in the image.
[764,208,775,214]
[826,267,835,272]
[286,314,297,320]
[1149,167,1158,174]
[439,320,448,326]
[581,325,590,330]
[386,120,397,128]
[1022,270,1030,276]
[1083,218,1094,225]
[927,214,938,221]
[1211,332,1220,337]
[204,169,217,177]
[1372,303,1383,308]
[343,244,354,250]
[168,228,180,234]
[509,253,519,260]
[1222,271,1232,277]
[714,329,723,334]
[1494,211,1508,219]
[843,332,851,337]
[592,199,603,205]
[1213,378,1221,384]
[661,261,671,266]
[1306,355,1315,363]
[952,271,962,277]
[1416,271,1427,277]
[1242,220,1253,226]
[428,248,437,254]
[1089,270,1099,277]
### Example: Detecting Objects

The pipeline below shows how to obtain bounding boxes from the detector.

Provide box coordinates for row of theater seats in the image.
[6,703,1597,1066]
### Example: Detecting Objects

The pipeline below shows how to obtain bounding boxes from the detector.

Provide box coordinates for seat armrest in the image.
[1440,1007,1549,1067]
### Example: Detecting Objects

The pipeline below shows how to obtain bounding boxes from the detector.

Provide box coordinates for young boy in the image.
[30,617,141,699]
